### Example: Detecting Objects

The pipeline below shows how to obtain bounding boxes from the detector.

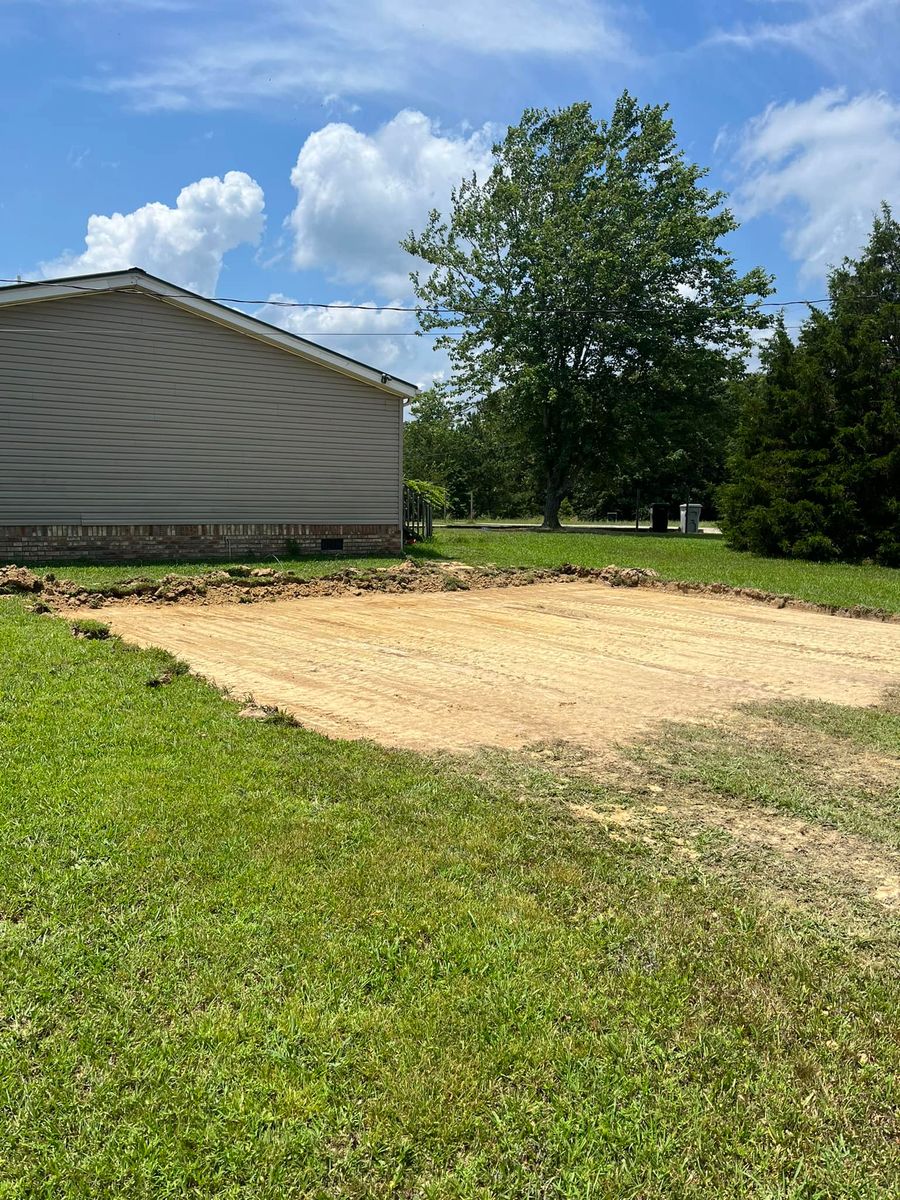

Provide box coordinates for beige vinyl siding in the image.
[0,290,403,525]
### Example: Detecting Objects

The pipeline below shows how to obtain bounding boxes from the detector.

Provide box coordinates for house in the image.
[0,269,416,563]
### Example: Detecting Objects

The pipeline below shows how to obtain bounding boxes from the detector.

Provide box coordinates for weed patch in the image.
[70,617,111,640]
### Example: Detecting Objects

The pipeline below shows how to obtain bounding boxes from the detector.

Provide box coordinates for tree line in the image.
[404,380,736,524]
[401,95,898,565]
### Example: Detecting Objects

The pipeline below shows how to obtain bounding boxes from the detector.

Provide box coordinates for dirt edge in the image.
[2,559,898,623]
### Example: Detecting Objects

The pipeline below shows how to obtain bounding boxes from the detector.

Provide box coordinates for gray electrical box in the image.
[680,503,702,534]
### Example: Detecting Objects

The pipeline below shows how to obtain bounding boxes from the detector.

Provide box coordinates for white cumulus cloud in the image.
[288,110,494,294]
[735,90,900,279]
[42,170,265,294]
[255,294,449,390]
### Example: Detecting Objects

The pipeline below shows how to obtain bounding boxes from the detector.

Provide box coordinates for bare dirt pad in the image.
[86,582,899,754]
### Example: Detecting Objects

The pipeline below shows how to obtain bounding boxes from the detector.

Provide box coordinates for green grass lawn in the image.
[23,530,898,611]
[416,529,900,612]
[1,598,898,1197]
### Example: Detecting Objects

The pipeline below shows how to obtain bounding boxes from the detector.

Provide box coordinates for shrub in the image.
[791,532,840,562]
[405,478,449,510]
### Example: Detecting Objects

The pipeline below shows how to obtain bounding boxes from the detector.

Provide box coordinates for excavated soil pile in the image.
[17,560,650,609]
[0,565,43,593]
[3,560,897,623]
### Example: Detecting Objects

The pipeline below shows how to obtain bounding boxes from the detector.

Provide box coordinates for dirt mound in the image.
[43,561,570,610]
[0,565,42,594]
[8,558,898,623]
[560,564,661,587]
[557,564,898,622]
[31,561,664,611]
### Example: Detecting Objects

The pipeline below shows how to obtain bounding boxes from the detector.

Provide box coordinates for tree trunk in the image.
[540,391,568,530]
[541,483,564,530]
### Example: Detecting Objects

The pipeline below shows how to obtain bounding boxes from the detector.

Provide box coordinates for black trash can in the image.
[649,503,668,533]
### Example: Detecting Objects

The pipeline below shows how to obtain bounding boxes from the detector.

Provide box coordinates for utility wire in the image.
[0,274,848,315]
[3,276,896,325]
[230,290,890,310]
[0,327,454,336]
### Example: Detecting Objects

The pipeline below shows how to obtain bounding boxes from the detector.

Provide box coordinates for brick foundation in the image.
[0,522,403,564]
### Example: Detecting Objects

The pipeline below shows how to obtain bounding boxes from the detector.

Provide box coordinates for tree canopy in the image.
[720,205,900,566]
[403,94,771,527]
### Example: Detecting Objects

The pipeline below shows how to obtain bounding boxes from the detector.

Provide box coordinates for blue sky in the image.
[2,0,899,385]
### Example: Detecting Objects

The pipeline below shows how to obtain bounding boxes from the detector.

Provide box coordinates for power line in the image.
[0,274,843,315]
[220,295,839,312]
[0,327,454,336]
[3,276,896,324]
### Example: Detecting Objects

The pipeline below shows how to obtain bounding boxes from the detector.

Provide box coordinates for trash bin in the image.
[680,503,702,534]
[649,503,668,533]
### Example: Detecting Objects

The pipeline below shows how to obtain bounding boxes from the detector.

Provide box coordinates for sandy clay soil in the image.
[86,581,900,754]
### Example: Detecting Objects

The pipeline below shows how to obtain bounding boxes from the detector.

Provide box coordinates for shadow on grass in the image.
[404,541,454,563]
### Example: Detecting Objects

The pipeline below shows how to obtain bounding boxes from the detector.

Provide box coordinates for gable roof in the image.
[0,268,418,400]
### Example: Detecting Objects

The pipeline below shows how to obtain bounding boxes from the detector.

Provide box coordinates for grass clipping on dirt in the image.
[1,596,898,1198]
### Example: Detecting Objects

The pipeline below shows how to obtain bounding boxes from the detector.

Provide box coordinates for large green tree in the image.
[403,94,770,528]
[720,205,900,565]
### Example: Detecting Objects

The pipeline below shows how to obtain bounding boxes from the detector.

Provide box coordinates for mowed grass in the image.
[1,599,899,1197]
[24,530,899,612]
[416,530,900,612]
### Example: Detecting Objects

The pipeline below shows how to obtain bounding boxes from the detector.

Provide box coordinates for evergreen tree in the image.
[824,205,900,564]
[720,206,900,565]
[720,318,839,559]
